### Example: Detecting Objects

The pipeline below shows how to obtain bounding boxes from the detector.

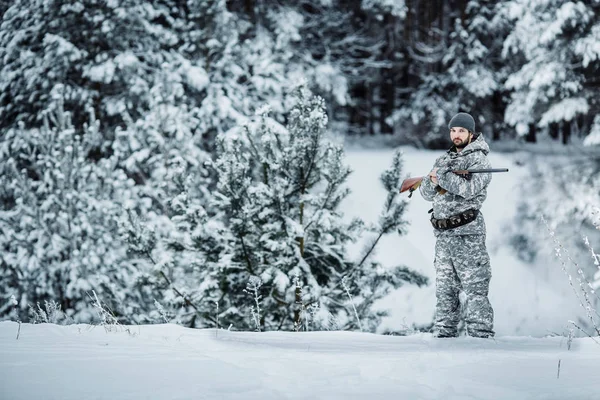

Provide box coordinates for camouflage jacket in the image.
[419,134,492,237]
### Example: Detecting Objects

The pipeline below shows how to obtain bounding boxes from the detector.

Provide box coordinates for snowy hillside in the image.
[341,145,585,337]
[1,322,598,400]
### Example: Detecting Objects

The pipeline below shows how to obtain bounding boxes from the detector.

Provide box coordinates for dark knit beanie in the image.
[448,112,475,133]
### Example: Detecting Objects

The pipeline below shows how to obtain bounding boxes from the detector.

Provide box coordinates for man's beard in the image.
[453,138,469,149]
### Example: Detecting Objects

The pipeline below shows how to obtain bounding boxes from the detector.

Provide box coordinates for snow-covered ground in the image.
[341,144,584,337]
[1,322,599,400]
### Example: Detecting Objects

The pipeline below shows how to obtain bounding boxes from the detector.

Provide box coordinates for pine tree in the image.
[208,87,427,331]
[0,96,149,322]
[1,0,140,129]
[122,87,428,330]
[392,0,508,145]
[289,0,403,136]
[115,77,219,327]
[500,0,600,142]
[0,0,216,132]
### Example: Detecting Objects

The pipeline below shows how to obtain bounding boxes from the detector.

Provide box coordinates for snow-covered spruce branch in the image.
[123,210,202,315]
[300,12,391,74]
[303,150,351,232]
[541,215,600,336]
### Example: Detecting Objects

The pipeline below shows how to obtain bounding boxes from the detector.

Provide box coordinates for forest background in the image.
[1,0,599,335]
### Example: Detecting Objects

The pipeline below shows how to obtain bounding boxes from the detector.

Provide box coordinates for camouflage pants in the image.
[434,234,494,338]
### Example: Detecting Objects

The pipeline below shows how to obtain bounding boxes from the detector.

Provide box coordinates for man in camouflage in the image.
[419,112,494,338]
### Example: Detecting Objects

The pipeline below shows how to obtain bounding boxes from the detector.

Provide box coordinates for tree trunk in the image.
[380,14,396,135]
[562,121,571,145]
[367,84,375,135]
[549,122,559,140]
[525,123,536,143]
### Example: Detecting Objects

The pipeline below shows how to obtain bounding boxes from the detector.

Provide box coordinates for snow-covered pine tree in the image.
[0,0,153,130]
[283,0,403,136]
[195,0,337,146]
[392,0,508,145]
[500,0,600,142]
[0,93,149,323]
[0,0,219,133]
[112,75,213,210]
[211,87,427,331]
[179,0,248,147]
[115,76,223,327]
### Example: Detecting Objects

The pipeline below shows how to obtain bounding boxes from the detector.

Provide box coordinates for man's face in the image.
[450,127,472,149]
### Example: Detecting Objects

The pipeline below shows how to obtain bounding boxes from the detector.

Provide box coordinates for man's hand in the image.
[428,168,439,185]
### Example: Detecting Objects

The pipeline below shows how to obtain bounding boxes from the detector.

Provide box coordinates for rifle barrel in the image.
[462,168,509,174]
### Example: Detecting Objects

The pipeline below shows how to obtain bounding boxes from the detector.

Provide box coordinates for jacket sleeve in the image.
[436,152,492,199]
[419,172,438,201]
[419,157,443,201]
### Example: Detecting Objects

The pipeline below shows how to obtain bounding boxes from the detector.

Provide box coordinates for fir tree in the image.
[209,87,427,331]
[501,0,600,142]
[122,87,428,330]
[1,0,151,129]
[0,95,149,323]
[0,0,219,133]
[392,0,508,145]
[115,78,221,327]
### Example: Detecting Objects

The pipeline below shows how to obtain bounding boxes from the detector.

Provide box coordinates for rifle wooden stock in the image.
[400,176,424,195]
[400,168,509,198]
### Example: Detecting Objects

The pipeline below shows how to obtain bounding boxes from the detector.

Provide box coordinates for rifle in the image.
[400,168,509,198]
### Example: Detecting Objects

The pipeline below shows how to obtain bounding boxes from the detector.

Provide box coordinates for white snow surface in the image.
[1,322,598,400]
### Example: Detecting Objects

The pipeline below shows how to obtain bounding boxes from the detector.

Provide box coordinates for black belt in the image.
[430,209,479,230]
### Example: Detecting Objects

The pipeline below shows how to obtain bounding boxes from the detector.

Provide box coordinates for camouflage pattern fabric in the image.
[419,134,492,237]
[420,134,494,337]
[434,234,494,338]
